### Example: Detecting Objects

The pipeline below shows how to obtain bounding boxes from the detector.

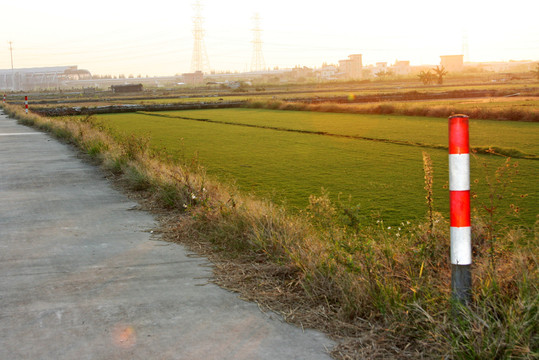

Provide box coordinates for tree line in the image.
[418,66,448,85]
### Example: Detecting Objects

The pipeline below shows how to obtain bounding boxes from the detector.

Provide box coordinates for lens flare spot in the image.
[112,325,137,348]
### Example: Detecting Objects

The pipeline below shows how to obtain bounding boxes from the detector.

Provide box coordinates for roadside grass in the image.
[2,103,537,359]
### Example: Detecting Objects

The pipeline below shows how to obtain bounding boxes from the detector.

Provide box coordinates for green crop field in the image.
[93,109,538,226]
[147,108,539,155]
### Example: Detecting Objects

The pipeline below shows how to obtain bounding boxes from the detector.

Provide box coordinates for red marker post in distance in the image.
[25,96,28,114]
[449,115,472,304]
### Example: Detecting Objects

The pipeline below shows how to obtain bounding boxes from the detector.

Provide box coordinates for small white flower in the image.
[182,204,187,208]
[406,221,410,225]
[387,226,391,230]
[398,227,401,231]
[191,194,196,200]
[202,187,206,192]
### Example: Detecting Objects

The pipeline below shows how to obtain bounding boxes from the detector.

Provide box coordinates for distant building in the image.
[363,62,387,78]
[440,55,464,72]
[392,60,411,75]
[316,65,338,80]
[0,65,91,91]
[473,60,536,73]
[339,54,363,79]
[110,84,143,93]
[290,66,313,80]
[182,71,204,85]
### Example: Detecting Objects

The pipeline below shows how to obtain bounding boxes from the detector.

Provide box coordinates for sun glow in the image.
[1,0,537,76]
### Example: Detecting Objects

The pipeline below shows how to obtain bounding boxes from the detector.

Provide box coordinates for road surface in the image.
[0,111,334,359]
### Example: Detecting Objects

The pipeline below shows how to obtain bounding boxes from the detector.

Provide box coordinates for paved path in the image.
[0,112,334,359]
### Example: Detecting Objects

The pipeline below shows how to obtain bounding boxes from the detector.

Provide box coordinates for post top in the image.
[449,114,469,120]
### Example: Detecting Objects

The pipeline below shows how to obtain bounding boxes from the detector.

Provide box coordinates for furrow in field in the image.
[137,111,537,159]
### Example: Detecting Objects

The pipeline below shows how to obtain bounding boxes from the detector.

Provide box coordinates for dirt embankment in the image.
[31,101,247,117]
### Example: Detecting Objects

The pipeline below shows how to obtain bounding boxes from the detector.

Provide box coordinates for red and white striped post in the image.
[449,115,472,304]
[25,95,28,113]
[2,94,5,103]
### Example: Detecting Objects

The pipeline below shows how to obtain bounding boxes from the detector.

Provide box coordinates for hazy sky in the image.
[2,0,538,76]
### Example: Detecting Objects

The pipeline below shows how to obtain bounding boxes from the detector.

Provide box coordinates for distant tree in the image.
[375,70,394,79]
[418,70,436,85]
[432,65,448,84]
[532,63,539,80]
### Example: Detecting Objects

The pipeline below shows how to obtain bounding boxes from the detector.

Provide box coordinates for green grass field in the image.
[148,108,539,155]
[93,109,538,226]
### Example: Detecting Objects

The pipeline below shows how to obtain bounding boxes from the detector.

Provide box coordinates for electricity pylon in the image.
[191,1,210,73]
[251,13,265,72]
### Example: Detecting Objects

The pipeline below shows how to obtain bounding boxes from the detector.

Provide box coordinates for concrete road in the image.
[0,112,334,360]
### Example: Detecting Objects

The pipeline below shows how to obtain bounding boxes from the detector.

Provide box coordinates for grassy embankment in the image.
[246,96,539,122]
[2,102,537,359]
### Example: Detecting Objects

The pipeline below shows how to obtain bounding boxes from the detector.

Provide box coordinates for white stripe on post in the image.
[450,226,472,265]
[449,154,470,191]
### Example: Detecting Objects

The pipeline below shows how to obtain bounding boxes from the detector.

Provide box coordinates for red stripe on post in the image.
[450,190,471,227]
[449,115,469,155]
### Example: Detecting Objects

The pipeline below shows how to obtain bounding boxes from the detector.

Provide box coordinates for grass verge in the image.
[2,103,537,359]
